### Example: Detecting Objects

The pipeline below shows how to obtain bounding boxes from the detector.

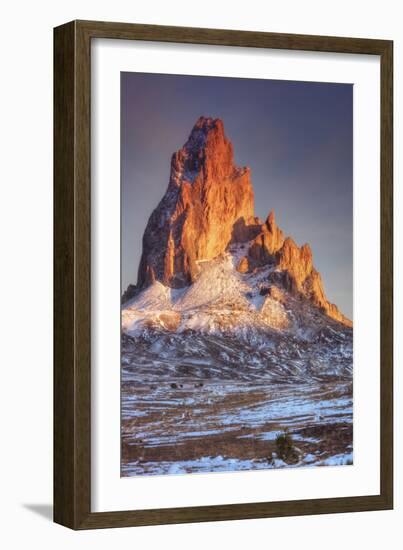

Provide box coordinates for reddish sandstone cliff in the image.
[137,116,254,288]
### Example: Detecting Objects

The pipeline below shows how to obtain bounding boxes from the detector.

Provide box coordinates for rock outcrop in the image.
[134,116,352,327]
[248,210,285,266]
[137,116,254,288]
[231,213,351,327]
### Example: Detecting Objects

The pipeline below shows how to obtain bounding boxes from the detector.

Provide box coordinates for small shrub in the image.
[267,453,275,466]
[275,430,299,464]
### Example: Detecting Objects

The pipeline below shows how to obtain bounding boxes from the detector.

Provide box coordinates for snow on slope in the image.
[174,253,249,311]
[121,244,352,381]
[122,246,292,336]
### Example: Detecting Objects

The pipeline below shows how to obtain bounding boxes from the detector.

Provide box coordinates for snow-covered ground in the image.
[121,378,353,476]
[123,247,292,335]
[121,247,353,477]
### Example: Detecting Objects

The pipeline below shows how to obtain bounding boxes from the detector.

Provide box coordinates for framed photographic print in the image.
[54,20,393,529]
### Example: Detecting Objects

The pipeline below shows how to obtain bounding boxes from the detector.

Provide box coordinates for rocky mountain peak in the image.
[169,116,237,189]
[134,116,351,327]
[137,117,254,289]
[266,209,276,228]
[185,116,225,151]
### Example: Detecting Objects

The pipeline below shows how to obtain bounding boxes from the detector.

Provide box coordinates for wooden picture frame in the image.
[54,19,393,529]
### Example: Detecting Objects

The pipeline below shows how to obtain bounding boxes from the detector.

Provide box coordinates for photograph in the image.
[1,0,394,540]
[120,72,353,477]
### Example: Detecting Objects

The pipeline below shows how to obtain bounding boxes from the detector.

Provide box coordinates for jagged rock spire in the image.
[137,117,254,288]
[135,116,351,327]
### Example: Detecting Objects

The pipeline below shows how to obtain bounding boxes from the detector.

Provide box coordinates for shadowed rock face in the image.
[137,116,254,288]
[134,116,352,327]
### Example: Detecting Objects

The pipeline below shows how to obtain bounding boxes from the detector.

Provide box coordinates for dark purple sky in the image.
[121,72,353,318]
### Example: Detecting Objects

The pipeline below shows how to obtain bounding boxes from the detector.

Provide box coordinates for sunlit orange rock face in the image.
[277,239,352,326]
[232,210,351,327]
[137,116,352,327]
[137,116,254,288]
[248,210,285,266]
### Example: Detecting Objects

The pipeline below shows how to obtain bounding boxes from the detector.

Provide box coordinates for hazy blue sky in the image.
[121,72,353,318]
